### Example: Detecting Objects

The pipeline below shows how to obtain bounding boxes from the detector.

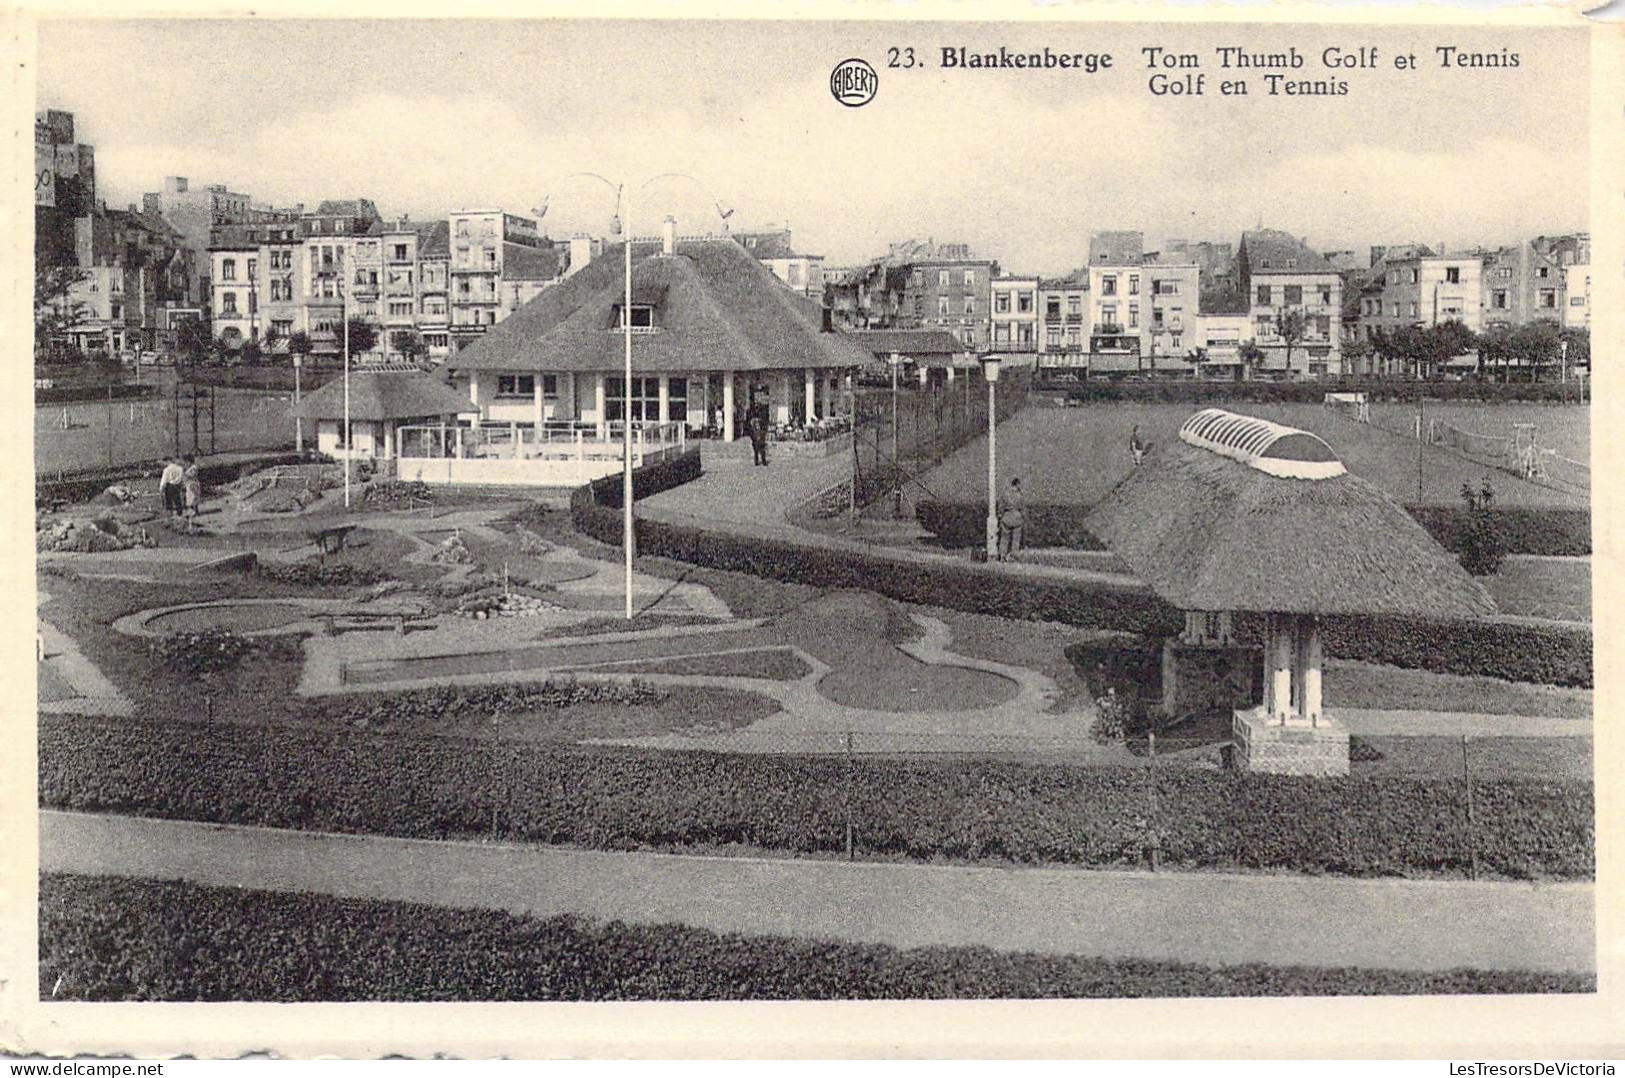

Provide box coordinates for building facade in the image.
[989,275,1038,353]
[1036,274,1088,361]
[1359,252,1484,340]
[1236,229,1343,378]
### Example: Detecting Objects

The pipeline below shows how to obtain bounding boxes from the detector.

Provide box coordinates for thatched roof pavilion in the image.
[1085,409,1493,752]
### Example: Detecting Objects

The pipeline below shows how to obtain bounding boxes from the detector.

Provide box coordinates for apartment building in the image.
[142,176,259,308]
[447,209,555,349]
[891,244,996,350]
[1359,251,1484,339]
[1036,274,1088,362]
[301,199,385,358]
[1236,229,1342,378]
[734,228,826,300]
[989,275,1039,353]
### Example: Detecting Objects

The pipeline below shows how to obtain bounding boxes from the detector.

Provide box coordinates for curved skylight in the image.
[1179,408,1346,480]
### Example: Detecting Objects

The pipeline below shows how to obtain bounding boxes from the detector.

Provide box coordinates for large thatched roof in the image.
[291,369,472,422]
[446,238,873,375]
[1084,411,1495,618]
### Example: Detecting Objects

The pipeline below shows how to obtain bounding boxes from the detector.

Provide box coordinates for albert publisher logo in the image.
[830,58,878,107]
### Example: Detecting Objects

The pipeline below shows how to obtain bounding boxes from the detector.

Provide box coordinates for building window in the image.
[1068,296,1081,316]
[1409,269,1419,284]
[484,247,497,268]
[272,319,292,337]
[996,294,1010,314]
[963,295,975,315]
[1539,290,1557,308]
[247,258,257,280]
[392,244,408,261]
[617,304,654,328]
[1390,302,1400,318]
[221,259,236,281]
[667,376,687,422]
[963,270,975,287]
[1318,286,1332,305]
[1255,315,1273,335]
[1493,290,1509,309]
[1314,315,1331,337]
[1537,266,1550,279]
[1017,293,1032,314]
[1285,259,1297,269]
[1128,275,1139,296]
[938,296,950,316]
[605,375,661,423]
[1283,285,1303,305]
[1102,276,1117,296]
[1256,284,1271,305]
[1129,304,1139,329]
[1171,334,1181,350]
[496,375,536,398]
[1498,267,1513,279]
[389,302,412,317]
[1409,302,1419,317]
[937,270,950,288]
[1445,267,1461,284]
[1102,305,1117,326]
[221,292,237,314]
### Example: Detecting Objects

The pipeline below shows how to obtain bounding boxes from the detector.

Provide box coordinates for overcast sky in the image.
[35,18,1589,275]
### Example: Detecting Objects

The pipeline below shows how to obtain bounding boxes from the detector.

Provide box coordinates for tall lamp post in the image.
[982,354,1001,561]
[547,171,728,619]
[888,351,902,518]
[342,278,352,508]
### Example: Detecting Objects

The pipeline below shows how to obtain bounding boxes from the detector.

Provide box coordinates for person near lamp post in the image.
[997,477,1025,562]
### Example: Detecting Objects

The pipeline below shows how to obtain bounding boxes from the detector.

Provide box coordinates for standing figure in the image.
[748,399,770,466]
[181,454,202,525]
[1129,425,1147,467]
[997,477,1025,561]
[159,456,184,517]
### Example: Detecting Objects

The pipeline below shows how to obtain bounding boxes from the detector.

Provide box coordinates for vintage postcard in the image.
[3,0,1621,1060]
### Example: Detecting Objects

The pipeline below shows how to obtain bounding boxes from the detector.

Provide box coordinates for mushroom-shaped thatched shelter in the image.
[292,366,473,462]
[1085,408,1495,776]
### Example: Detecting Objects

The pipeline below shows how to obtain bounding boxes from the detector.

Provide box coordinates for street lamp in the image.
[888,351,903,518]
[548,171,728,619]
[982,354,1001,561]
[343,278,352,508]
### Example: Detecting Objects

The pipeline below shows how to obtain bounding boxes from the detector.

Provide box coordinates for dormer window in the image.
[617,304,654,329]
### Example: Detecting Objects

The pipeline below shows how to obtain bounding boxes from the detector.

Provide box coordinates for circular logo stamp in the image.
[830,58,878,107]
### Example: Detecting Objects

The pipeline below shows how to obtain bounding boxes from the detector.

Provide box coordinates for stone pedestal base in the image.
[1161,640,1260,720]
[1232,706,1349,777]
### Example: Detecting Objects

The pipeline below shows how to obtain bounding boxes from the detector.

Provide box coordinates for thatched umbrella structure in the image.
[1085,408,1494,775]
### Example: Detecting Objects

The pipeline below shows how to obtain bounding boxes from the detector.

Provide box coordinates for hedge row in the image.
[916,499,1592,557]
[576,490,1590,685]
[40,874,1591,1001]
[38,714,1594,880]
[584,445,703,507]
[1045,380,1588,405]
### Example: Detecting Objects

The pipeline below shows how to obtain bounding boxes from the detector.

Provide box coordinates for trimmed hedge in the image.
[577,490,1590,686]
[1046,380,1588,405]
[916,499,1592,557]
[585,445,703,507]
[40,875,1592,1000]
[37,382,158,405]
[38,714,1594,880]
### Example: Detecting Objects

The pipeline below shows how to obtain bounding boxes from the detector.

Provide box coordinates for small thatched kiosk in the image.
[1085,408,1495,776]
[292,365,473,462]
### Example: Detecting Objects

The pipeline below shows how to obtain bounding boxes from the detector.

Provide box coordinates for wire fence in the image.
[850,367,1033,514]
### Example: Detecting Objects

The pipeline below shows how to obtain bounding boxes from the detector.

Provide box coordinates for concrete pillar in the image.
[723,373,735,442]
[658,374,671,425]
[468,374,481,413]
[1302,617,1323,726]
[775,371,790,427]
[383,422,395,460]
[805,368,816,422]
[947,365,956,384]
[594,374,607,439]
[533,374,544,429]
[1266,614,1293,724]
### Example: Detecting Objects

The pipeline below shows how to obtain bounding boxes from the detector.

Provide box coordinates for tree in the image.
[391,328,426,366]
[1511,319,1562,384]
[1237,340,1265,383]
[1559,326,1589,378]
[34,261,88,364]
[260,326,284,359]
[174,318,215,368]
[1342,338,1373,376]
[1477,325,1516,382]
[1428,320,1476,378]
[287,331,314,366]
[1277,308,1308,375]
[239,340,264,367]
[344,316,379,358]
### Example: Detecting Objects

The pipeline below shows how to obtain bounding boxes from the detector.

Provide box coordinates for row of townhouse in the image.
[206,203,565,364]
[36,112,201,357]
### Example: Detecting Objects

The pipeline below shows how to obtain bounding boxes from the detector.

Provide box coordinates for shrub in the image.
[585,446,702,508]
[39,875,1592,1001]
[1458,481,1507,576]
[363,480,434,508]
[38,714,1595,881]
[311,680,663,728]
[256,561,391,588]
[148,629,257,676]
[1049,380,1587,406]
[502,502,552,529]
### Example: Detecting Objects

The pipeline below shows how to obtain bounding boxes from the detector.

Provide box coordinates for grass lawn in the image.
[41,874,1590,1000]
[607,647,814,682]
[919,404,1588,510]
[1482,556,1590,622]
[1324,660,1591,720]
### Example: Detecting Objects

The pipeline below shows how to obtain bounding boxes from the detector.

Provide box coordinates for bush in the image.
[148,629,257,676]
[1458,481,1507,576]
[255,562,391,588]
[313,680,663,729]
[362,480,434,508]
[39,875,1592,1001]
[1315,614,1590,689]
[585,446,702,507]
[38,714,1594,881]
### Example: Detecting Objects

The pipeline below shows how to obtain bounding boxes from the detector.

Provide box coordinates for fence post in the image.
[844,730,855,861]
[1462,734,1479,881]
[1146,730,1160,872]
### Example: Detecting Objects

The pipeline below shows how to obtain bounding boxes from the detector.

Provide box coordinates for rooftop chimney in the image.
[662,215,676,256]
[821,306,833,333]
[568,234,593,277]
